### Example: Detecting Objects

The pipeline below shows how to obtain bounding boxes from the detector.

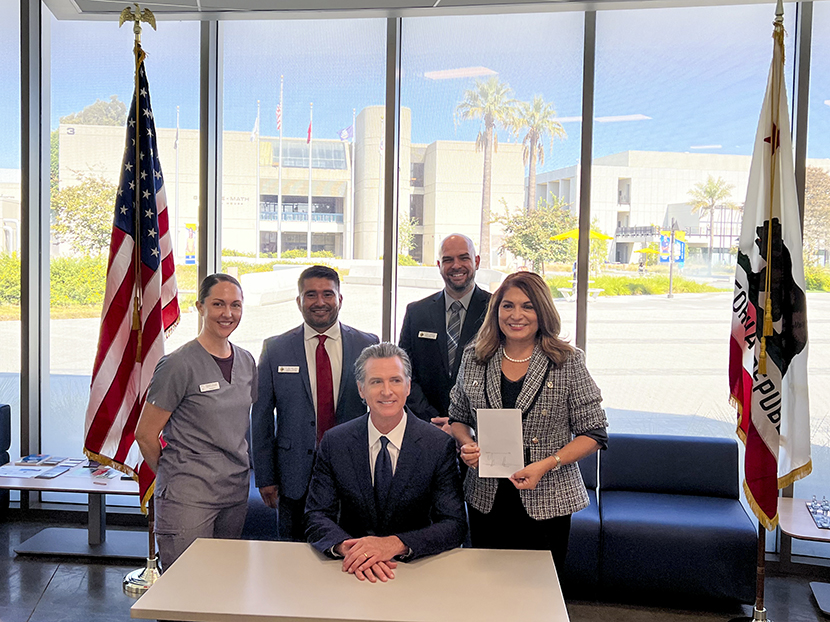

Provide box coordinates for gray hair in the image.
[354,342,412,385]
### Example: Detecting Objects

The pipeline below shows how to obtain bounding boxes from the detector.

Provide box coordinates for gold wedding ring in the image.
[364,552,369,559]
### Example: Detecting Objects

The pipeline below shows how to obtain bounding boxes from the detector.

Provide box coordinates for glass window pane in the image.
[793,0,830,559]
[49,14,199,503]
[221,19,386,365]
[0,0,20,466]
[398,12,584,345]
[588,4,795,438]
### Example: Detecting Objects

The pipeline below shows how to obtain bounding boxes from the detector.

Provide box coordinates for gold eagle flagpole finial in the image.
[119,4,157,43]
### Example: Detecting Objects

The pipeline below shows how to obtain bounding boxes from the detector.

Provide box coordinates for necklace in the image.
[502,348,532,364]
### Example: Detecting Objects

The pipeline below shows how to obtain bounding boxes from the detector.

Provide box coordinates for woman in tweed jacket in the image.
[449,271,606,571]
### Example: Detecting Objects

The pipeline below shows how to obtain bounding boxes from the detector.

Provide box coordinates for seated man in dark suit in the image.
[305,343,467,582]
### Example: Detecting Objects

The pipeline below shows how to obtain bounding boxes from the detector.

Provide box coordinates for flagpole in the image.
[277,75,284,259]
[307,102,313,259]
[255,100,261,259]
[730,3,787,620]
[131,17,143,364]
[759,2,785,377]
[174,105,179,261]
[118,3,160,596]
[349,107,356,260]
[377,112,384,260]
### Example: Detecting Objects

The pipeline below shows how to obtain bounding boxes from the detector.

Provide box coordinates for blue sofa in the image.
[562,451,600,597]
[595,433,757,604]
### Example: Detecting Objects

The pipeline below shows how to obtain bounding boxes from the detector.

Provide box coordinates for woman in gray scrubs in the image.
[136,273,257,571]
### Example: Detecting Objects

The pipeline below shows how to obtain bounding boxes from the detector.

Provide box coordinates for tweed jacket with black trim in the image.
[449,343,606,519]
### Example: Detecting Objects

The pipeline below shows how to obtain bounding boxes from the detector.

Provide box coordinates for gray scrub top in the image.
[147,339,257,508]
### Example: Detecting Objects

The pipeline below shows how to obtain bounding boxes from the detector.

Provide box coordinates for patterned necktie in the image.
[315,335,335,444]
[374,436,393,514]
[446,300,463,373]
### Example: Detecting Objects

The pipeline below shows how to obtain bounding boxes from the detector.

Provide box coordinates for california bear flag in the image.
[729,6,811,531]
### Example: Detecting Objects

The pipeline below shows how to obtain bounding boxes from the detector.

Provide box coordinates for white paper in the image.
[476,408,524,478]
[0,465,49,478]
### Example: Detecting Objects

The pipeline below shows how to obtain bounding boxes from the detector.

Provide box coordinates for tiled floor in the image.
[1,517,828,622]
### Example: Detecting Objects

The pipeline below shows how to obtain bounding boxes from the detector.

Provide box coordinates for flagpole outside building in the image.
[174,105,179,260]
[307,102,313,259]
[277,75,284,258]
[255,100,261,259]
[349,107,356,260]
[377,113,384,260]
[728,1,811,619]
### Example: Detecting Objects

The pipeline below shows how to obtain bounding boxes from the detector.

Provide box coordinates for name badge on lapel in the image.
[278,366,301,373]
[199,382,221,393]
[418,331,438,340]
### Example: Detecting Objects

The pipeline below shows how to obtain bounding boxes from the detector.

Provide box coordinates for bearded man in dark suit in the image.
[399,234,491,432]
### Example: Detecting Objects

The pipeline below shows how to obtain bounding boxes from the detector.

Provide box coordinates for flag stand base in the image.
[123,556,160,596]
[729,606,770,622]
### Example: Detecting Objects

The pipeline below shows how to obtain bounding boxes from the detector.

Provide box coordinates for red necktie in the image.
[316,335,335,443]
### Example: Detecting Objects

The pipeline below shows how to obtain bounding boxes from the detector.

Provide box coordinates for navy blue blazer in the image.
[251,323,379,501]
[304,413,467,560]
[399,285,491,421]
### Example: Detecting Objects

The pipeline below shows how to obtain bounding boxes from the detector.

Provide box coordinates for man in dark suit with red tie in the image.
[305,343,466,582]
[399,234,491,431]
[251,265,378,541]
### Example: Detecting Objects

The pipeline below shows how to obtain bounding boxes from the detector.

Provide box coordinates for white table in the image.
[777,497,830,616]
[1,464,145,559]
[132,539,569,622]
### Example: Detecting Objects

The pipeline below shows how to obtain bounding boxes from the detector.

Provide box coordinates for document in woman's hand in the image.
[476,409,524,478]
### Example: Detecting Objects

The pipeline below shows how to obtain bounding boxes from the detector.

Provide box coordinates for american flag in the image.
[276,104,282,131]
[83,47,180,513]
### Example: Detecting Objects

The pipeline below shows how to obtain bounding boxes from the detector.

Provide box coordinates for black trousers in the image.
[468,479,571,573]
[278,494,308,542]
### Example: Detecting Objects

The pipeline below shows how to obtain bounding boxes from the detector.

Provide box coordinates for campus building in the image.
[57,105,525,266]
[538,150,830,264]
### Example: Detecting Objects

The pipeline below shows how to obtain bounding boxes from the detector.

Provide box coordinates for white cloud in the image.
[596,114,652,123]
[553,114,652,123]
[424,67,497,80]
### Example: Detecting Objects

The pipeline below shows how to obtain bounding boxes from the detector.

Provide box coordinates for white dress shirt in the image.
[303,322,343,415]
[368,412,407,484]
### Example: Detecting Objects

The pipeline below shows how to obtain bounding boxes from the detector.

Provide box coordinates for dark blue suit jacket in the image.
[305,413,467,560]
[399,285,491,421]
[251,323,378,500]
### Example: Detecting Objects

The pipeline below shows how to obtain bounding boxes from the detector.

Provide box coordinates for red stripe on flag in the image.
[728,335,753,432]
[85,334,139,452]
[91,272,135,378]
[114,397,143,464]
[745,420,779,523]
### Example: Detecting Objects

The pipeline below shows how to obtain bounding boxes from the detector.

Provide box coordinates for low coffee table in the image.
[0,463,144,559]
[777,497,830,616]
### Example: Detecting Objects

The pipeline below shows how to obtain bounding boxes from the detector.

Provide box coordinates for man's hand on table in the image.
[335,536,407,582]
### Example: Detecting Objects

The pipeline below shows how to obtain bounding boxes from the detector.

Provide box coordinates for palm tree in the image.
[687,175,739,273]
[456,76,516,268]
[515,95,566,212]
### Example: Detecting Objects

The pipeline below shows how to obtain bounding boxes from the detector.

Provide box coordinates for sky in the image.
[1,2,829,172]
